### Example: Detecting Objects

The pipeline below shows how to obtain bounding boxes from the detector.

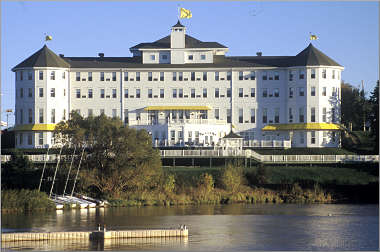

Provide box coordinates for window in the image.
[76,109,81,116]
[332,70,335,79]
[331,108,336,122]
[274,71,279,80]
[203,88,207,98]
[251,109,255,123]
[322,87,327,96]
[274,108,280,123]
[250,71,255,80]
[100,109,105,115]
[148,72,152,81]
[250,88,255,98]
[215,71,219,81]
[100,89,105,98]
[262,88,268,97]
[88,89,93,98]
[62,71,66,79]
[227,71,232,81]
[332,87,337,97]
[136,89,141,98]
[64,89,66,96]
[322,107,327,122]
[188,55,193,60]
[274,88,279,97]
[311,69,316,79]
[311,86,316,96]
[39,132,43,145]
[289,108,293,122]
[191,72,195,81]
[239,71,243,80]
[179,72,183,81]
[136,72,140,81]
[20,109,23,124]
[188,131,192,142]
[100,72,104,81]
[299,69,305,79]
[172,72,177,81]
[124,72,128,81]
[28,88,32,97]
[289,70,293,81]
[215,88,220,98]
[322,131,327,144]
[262,71,268,80]
[88,109,93,117]
[162,55,168,60]
[76,72,80,81]
[289,87,294,98]
[299,87,305,96]
[227,109,231,123]
[112,89,117,98]
[203,72,207,81]
[191,88,195,98]
[311,131,316,144]
[124,109,129,124]
[239,108,243,123]
[39,71,43,80]
[160,72,164,81]
[262,108,267,123]
[63,109,66,120]
[28,71,33,80]
[28,133,32,145]
[239,88,243,97]
[215,108,219,120]
[332,132,336,142]
[195,131,200,144]
[28,109,33,123]
[136,111,141,121]
[337,71,340,80]
[18,71,22,81]
[227,88,231,98]
[50,88,55,97]
[170,130,175,141]
[51,109,55,123]
[160,89,164,98]
[172,89,177,98]
[201,54,206,60]
[150,55,155,60]
[76,89,81,98]
[112,109,117,118]
[322,69,326,79]
[299,107,304,122]
[179,88,183,98]
[50,71,55,80]
[112,72,116,81]
[39,88,43,97]
[39,108,44,123]
[20,88,24,98]
[87,72,92,81]
[148,89,153,98]
[124,89,128,98]
[311,107,316,122]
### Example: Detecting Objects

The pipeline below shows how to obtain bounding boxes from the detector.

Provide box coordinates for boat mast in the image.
[38,146,50,191]
[63,145,76,196]
[49,145,64,198]
[70,144,85,197]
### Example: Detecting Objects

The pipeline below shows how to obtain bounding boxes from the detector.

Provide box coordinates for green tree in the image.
[368,81,379,152]
[221,163,244,192]
[55,112,163,198]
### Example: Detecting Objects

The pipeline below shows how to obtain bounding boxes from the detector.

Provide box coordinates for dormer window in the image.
[188,55,193,60]
[201,55,206,60]
[150,55,155,60]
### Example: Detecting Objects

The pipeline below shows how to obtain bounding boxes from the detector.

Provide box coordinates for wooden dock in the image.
[1,228,188,242]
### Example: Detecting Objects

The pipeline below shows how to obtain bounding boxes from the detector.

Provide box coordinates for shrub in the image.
[221,163,245,192]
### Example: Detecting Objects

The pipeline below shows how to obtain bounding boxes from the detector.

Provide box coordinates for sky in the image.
[1,1,379,126]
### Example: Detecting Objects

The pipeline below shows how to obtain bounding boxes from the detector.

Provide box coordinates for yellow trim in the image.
[262,123,342,131]
[13,124,56,131]
[144,106,212,111]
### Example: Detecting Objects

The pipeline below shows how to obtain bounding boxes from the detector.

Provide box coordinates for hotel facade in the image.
[12,21,343,149]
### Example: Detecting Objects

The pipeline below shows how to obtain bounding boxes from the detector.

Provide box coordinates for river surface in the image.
[1,204,378,251]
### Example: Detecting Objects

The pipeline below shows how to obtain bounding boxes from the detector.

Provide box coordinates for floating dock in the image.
[1,228,188,242]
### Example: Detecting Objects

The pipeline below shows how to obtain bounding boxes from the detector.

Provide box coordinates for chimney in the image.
[256,52,262,57]
[59,54,64,57]
[98,53,104,57]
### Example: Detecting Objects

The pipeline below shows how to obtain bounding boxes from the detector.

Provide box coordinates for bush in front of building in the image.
[1,189,55,212]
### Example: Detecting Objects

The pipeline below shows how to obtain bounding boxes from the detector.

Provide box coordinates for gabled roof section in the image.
[223,131,243,139]
[293,43,342,67]
[172,20,185,27]
[12,45,70,70]
[130,34,227,50]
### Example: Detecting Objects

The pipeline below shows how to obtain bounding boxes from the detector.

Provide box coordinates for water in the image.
[1,204,378,251]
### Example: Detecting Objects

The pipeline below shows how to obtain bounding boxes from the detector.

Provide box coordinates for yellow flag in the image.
[310,34,318,40]
[180,8,192,19]
[45,35,53,41]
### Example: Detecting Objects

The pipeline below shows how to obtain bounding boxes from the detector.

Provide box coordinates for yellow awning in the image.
[144,106,212,111]
[262,123,343,131]
[13,124,56,131]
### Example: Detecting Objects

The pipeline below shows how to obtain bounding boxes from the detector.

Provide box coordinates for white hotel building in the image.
[12,21,343,149]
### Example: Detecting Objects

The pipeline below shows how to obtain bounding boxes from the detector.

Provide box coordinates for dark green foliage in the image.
[368,81,379,153]
[1,189,55,212]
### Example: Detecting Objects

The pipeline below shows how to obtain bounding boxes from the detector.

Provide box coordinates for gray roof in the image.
[223,131,243,139]
[130,34,227,50]
[172,20,185,27]
[12,45,70,70]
